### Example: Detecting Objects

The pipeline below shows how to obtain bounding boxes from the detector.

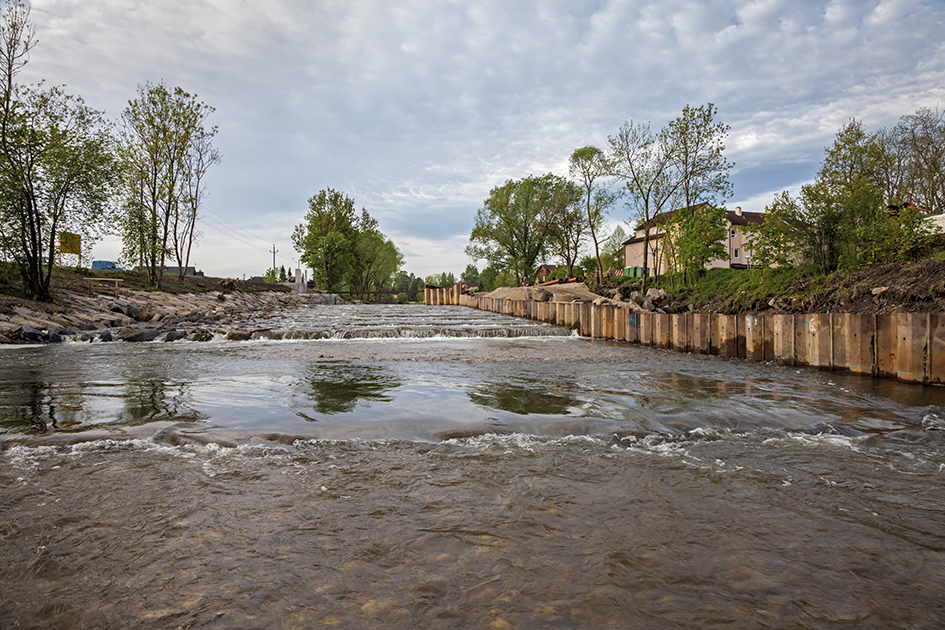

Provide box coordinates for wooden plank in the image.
[672,314,687,352]
[897,313,929,383]
[717,314,737,357]
[762,315,774,361]
[690,314,709,354]
[602,304,615,340]
[930,313,945,384]
[614,307,626,342]
[771,314,794,365]
[626,310,640,344]
[639,312,652,346]
[655,314,671,348]
[794,314,809,366]
[831,314,850,371]
[875,314,897,378]
[806,314,831,368]
[847,314,875,376]
[745,315,765,361]
[735,315,747,358]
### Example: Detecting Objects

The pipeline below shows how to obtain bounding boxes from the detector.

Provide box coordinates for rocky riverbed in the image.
[0,288,347,344]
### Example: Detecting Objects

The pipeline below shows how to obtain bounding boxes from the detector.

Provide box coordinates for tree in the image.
[608,120,677,290]
[292,188,359,291]
[293,190,401,296]
[662,203,727,287]
[0,2,117,301]
[743,192,801,273]
[119,82,216,289]
[601,224,628,272]
[541,177,584,276]
[663,103,733,214]
[173,122,219,283]
[460,263,480,285]
[466,174,564,284]
[424,271,456,287]
[349,215,403,297]
[569,146,616,283]
[879,108,945,216]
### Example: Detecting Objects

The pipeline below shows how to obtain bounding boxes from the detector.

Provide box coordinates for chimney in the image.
[735,206,742,216]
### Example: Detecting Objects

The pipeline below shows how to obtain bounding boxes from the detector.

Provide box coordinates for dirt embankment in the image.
[481,261,945,316]
[0,267,291,318]
[659,260,945,315]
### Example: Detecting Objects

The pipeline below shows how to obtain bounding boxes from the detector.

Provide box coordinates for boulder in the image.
[117,328,161,343]
[163,330,188,342]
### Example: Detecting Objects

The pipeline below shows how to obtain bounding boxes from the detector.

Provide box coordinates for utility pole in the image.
[270,244,278,272]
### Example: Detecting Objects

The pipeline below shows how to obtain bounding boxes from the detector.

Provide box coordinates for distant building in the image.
[164,266,201,276]
[536,264,559,283]
[622,204,764,276]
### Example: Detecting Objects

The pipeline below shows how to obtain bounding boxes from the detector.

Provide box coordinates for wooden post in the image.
[672,314,687,352]
[626,310,640,344]
[897,313,929,383]
[875,314,897,378]
[745,315,765,361]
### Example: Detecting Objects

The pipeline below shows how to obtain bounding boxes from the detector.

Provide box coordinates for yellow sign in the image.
[60,232,81,255]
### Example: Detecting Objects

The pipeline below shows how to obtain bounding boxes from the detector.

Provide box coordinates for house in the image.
[622,204,764,276]
[536,264,560,283]
[164,266,201,276]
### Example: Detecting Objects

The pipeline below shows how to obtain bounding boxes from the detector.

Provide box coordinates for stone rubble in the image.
[0,289,347,344]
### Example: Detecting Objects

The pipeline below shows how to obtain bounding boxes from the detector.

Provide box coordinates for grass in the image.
[651,266,832,313]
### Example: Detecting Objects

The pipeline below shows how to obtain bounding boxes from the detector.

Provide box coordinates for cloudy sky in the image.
[18,0,945,279]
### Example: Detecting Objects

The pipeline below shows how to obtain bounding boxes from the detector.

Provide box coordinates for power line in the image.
[200,217,297,267]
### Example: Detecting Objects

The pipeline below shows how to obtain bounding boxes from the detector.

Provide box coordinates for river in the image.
[2,304,944,628]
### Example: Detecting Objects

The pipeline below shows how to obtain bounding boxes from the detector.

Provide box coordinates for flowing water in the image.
[2,304,945,628]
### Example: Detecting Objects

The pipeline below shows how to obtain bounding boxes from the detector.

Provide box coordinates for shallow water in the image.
[2,304,945,628]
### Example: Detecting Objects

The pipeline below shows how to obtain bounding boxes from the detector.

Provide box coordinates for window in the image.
[731,229,737,239]
[734,248,740,259]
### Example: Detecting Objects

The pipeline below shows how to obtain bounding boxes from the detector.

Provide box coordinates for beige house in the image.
[622,204,764,277]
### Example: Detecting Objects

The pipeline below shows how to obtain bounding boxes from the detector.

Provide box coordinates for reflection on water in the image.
[294,361,403,417]
[469,378,580,416]
[117,379,206,426]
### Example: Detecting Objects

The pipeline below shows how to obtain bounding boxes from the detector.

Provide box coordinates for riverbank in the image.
[628,259,945,315]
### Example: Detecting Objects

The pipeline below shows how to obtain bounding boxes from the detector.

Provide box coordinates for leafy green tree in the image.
[0,2,117,301]
[541,177,584,276]
[350,214,403,296]
[662,203,727,287]
[743,192,801,274]
[601,224,628,272]
[424,271,456,287]
[119,81,216,289]
[393,270,423,302]
[479,265,498,292]
[460,263,479,285]
[466,174,564,284]
[569,146,616,283]
[263,267,278,283]
[292,188,359,291]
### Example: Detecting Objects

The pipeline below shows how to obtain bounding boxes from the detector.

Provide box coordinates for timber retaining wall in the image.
[424,285,945,385]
